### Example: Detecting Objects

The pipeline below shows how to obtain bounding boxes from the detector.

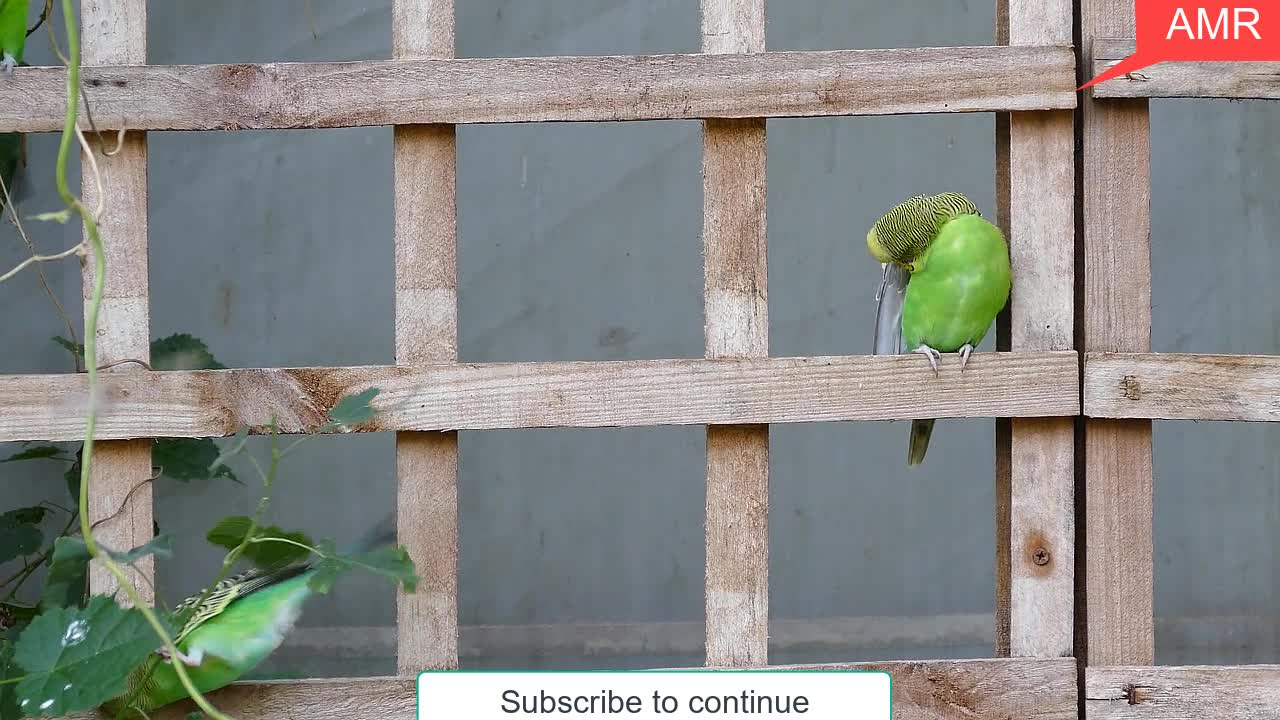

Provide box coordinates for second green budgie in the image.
[867,192,1011,466]
[100,563,318,717]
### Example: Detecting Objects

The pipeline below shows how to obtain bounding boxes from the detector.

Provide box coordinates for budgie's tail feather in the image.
[907,419,934,467]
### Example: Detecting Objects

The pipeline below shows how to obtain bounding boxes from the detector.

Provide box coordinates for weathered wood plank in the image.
[0,352,1081,442]
[80,0,153,603]
[1086,665,1280,719]
[0,45,1076,132]
[1092,39,1280,99]
[1082,0,1155,668]
[393,0,459,674]
[993,0,1013,660]
[64,657,1075,720]
[1004,0,1076,661]
[1085,352,1280,421]
[701,0,769,669]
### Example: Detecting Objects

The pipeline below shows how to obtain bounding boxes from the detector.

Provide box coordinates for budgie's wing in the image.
[873,262,910,355]
[171,563,311,644]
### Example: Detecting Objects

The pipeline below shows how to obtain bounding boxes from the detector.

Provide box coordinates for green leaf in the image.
[13,595,164,717]
[307,541,418,596]
[206,517,314,569]
[327,388,380,428]
[1,446,66,463]
[106,535,172,565]
[153,438,239,485]
[0,520,41,566]
[149,333,226,371]
[50,336,84,360]
[208,426,250,473]
[0,508,47,526]
[186,713,206,720]
[1,641,19,720]
[28,209,71,224]
[40,539,89,610]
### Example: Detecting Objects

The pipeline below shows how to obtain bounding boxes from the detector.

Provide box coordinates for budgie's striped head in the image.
[866,192,980,270]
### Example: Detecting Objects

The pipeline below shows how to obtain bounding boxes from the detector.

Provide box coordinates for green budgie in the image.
[101,563,318,716]
[867,192,1011,466]
[0,0,28,212]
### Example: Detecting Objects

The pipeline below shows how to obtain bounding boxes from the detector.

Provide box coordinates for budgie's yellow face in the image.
[865,226,892,264]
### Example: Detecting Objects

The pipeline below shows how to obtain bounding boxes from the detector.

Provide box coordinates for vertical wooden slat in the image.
[701,0,768,668]
[1081,0,1155,665]
[393,0,459,672]
[80,0,152,602]
[999,0,1077,658]
[993,0,1012,659]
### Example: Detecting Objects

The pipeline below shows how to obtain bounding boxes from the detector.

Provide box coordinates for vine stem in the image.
[53,1,230,718]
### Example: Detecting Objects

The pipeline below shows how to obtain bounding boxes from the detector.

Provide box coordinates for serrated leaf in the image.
[0,520,41,566]
[208,426,249,473]
[1,508,47,526]
[206,517,314,569]
[50,336,84,360]
[153,438,239,485]
[1,446,66,463]
[106,535,172,565]
[327,388,380,428]
[307,541,418,596]
[13,595,163,717]
[149,333,226,371]
[40,539,89,610]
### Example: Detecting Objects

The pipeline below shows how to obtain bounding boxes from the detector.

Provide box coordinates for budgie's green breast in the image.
[104,566,315,715]
[901,214,1010,352]
[0,0,28,59]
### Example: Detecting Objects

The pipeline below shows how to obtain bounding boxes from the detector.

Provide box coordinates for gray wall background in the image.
[2,1,1277,676]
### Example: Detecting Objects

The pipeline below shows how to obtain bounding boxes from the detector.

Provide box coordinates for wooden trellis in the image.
[3,0,1276,717]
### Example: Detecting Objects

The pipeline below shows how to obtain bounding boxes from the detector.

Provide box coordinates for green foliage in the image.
[153,438,239,485]
[49,337,82,360]
[327,388,380,429]
[1,446,67,463]
[0,511,43,565]
[0,641,19,720]
[12,596,164,717]
[206,517,314,569]
[28,209,70,224]
[105,535,173,566]
[308,540,419,596]
[208,426,249,474]
[149,333,226,371]
[39,539,89,611]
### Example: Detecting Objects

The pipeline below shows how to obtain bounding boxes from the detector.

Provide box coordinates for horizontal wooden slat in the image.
[0,45,1075,132]
[64,657,1074,720]
[1091,39,1280,99]
[1085,352,1280,421]
[0,351,1079,441]
[1086,665,1280,719]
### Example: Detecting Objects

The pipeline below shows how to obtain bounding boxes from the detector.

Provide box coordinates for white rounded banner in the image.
[417,669,891,719]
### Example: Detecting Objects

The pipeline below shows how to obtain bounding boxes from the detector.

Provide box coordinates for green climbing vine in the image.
[0,3,417,719]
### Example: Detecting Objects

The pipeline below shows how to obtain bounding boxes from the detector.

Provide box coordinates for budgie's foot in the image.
[913,344,941,377]
[157,646,204,667]
[0,53,15,76]
[957,343,974,373]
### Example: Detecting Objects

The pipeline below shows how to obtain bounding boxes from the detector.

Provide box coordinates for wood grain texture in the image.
[998,0,1076,660]
[1082,0,1155,668]
[701,0,768,669]
[0,45,1077,133]
[1093,39,1280,98]
[993,0,1012,659]
[1086,665,1280,719]
[0,352,1081,442]
[68,657,1075,720]
[80,0,152,603]
[1085,352,1280,421]
[393,0,459,674]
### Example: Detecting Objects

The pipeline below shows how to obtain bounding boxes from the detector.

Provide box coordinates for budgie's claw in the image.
[957,344,974,373]
[0,53,15,76]
[157,646,203,667]
[913,344,941,377]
